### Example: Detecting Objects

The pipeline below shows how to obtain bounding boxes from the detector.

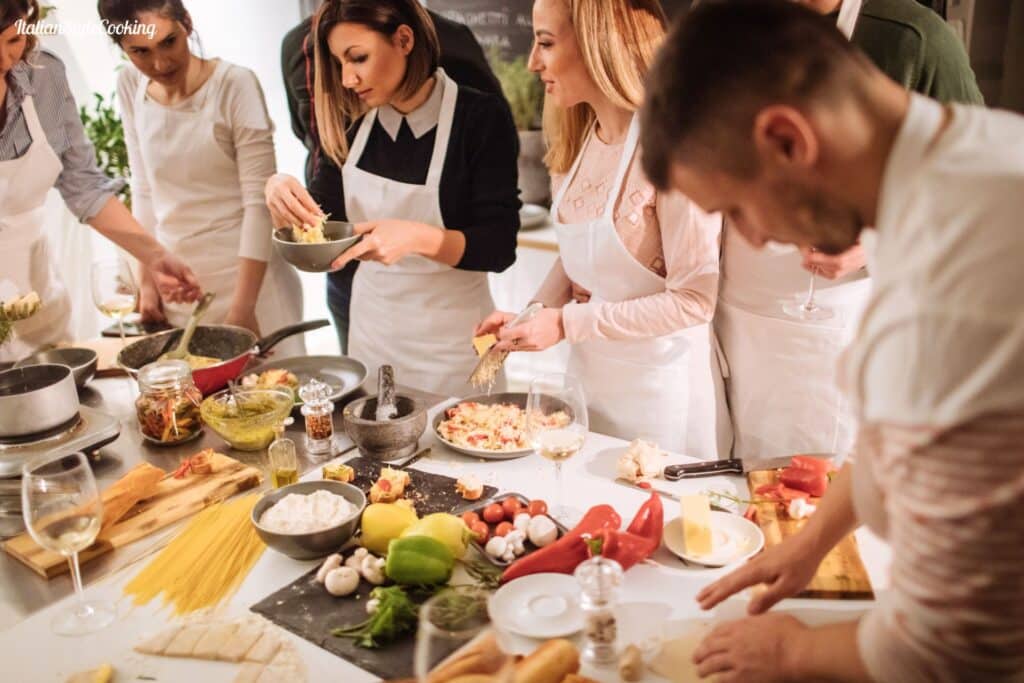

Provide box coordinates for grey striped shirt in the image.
[0,49,124,222]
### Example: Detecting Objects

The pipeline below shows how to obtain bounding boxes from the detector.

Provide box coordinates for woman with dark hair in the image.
[264,0,520,395]
[0,0,200,362]
[99,0,304,350]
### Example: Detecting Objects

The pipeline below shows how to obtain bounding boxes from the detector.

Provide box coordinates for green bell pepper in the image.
[385,535,455,585]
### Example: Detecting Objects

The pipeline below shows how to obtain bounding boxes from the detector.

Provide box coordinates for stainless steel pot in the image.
[0,364,79,439]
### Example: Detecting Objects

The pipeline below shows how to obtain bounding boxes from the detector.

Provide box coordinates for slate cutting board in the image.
[251,461,497,679]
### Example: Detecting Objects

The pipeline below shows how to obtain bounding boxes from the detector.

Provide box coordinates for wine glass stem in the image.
[554,460,564,512]
[117,314,126,344]
[803,271,818,309]
[68,552,89,617]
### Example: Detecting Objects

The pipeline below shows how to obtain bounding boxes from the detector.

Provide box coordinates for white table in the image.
[0,399,891,682]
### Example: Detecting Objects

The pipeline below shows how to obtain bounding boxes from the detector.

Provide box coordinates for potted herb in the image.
[490,51,549,206]
[79,92,132,208]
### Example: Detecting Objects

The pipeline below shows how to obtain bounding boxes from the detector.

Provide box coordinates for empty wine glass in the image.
[527,373,588,524]
[22,451,116,636]
[414,586,514,683]
[91,258,139,345]
[783,268,834,321]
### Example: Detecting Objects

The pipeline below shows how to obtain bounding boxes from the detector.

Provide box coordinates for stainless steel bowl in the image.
[0,364,79,439]
[15,347,98,389]
[343,394,427,461]
[272,221,362,272]
[251,480,366,560]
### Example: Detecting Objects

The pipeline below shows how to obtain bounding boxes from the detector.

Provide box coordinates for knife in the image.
[614,478,731,512]
[662,453,835,481]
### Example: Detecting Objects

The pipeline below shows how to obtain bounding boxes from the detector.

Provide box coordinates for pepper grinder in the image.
[299,378,335,457]
[267,417,298,488]
[574,555,624,666]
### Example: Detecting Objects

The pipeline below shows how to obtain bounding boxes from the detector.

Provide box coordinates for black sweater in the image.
[308,84,521,273]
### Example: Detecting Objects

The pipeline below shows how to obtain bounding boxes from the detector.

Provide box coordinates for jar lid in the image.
[574,555,623,600]
[138,360,193,390]
[298,378,331,404]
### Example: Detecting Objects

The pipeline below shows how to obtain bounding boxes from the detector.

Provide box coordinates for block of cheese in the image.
[679,494,712,556]
[472,334,497,357]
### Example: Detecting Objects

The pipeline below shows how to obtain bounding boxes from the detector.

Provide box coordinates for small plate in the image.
[662,512,764,567]
[488,573,584,639]
[519,204,549,231]
[245,355,367,407]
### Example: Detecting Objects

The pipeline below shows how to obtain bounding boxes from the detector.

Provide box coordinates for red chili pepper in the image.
[780,466,828,497]
[501,504,621,583]
[625,492,663,541]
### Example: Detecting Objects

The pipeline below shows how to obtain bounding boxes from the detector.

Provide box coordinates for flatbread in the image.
[245,631,281,664]
[650,625,714,683]
[193,622,239,660]
[222,622,266,662]
[134,625,182,655]
[233,662,264,683]
[163,623,208,658]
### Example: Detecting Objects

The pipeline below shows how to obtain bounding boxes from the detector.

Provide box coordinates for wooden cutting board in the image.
[747,469,873,600]
[3,452,262,579]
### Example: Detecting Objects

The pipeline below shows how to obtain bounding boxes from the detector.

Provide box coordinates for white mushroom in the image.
[513,512,531,533]
[346,548,370,572]
[315,553,344,584]
[366,598,380,615]
[506,529,527,556]
[527,516,558,548]
[324,567,360,597]
[484,535,508,559]
[360,555,386,585]
[501,544,516,562]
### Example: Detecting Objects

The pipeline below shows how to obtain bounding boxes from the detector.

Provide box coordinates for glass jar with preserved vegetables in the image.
[135,360,203,445]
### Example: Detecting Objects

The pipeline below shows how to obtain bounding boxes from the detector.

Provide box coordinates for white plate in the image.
[519,203,549,230]
[432,393,535,460]
[662,512,764,568]
[488,573,584,639]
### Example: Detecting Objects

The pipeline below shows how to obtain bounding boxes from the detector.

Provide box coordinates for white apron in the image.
[132,61,304,355]
[714,0,866,458]
[0,95,72,362]
[344,70,499,397]
[554,116,731,459]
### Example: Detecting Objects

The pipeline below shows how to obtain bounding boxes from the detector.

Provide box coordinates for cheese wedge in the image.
[472,334,497,357]
[679,494,712,556]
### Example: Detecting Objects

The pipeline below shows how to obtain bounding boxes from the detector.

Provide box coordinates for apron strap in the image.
[20,96,47,143]
[425,69,458,187]
[551,119,597,217]
[347,108,378,166]
[601,115,641,222]
[836,0,863,38]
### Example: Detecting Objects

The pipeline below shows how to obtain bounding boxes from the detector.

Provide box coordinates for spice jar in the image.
[299,379,335,456]
[574,554,624,666]
[267,418,298,488]
[135,360,203,445]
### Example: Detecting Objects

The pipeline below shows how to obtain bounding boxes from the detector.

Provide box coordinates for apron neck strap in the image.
[20,95,46,141]
[601,114,640,220]
[425,69,457,187]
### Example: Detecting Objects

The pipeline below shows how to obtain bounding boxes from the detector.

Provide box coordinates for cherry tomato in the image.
[469,520,489,544]
[461,511,481,528]
[527,499,548,516]
[495,521,514,537]
[501,497,522,520]
[483,503,505,524]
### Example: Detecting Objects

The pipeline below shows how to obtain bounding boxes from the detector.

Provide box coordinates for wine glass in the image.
[22,451,116,636]
[527,372,588,524]
[782,268,834,321]
[414,586,514,683]
[91,258,139,345]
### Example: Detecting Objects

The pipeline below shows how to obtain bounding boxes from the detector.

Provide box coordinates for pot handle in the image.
[254,320,331,356]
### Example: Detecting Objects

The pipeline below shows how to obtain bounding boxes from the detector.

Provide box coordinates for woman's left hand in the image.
[494,307,565,352]
[693,613,807,682]
[330,220,428,270]
[224,308,261,337]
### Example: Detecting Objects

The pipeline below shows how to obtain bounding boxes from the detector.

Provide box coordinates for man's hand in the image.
[693,613,808,682]
[137,269,166,323]
[801,244,866,280]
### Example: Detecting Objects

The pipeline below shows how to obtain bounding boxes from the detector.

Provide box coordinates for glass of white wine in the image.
[527,372,588,524]
[22,451,116,636]
[91,258,139,345]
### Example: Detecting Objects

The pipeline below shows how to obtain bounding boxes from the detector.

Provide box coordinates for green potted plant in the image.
[79,92,131,208]
[490,51,549,206]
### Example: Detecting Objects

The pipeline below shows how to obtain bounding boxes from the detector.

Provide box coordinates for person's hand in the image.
[475,310,516,337]
[146,251,201,304]
[494,307,564,352]
[571,282,591,303]
[696,532,827,615]
[330,220,428,270]
[224,307,261,336]
[265,173,323,229]
[137,272,166,324]
[800,244,865,280]
[693,613,808,682]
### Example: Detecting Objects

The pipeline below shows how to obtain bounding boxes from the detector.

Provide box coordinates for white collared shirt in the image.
[376,73,444,141]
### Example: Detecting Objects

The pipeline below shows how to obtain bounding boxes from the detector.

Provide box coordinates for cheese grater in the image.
[468,302,544,391]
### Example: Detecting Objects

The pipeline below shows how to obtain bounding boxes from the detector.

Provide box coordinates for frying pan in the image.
[116,320,330,395]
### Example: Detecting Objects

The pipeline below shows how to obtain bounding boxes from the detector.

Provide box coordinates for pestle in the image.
[375,365,398,421]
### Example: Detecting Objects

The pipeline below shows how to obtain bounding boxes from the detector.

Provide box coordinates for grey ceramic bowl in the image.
[272,221,362,272]
[251,480,366,560]
[14,347,97,390]
[343,394,427,462]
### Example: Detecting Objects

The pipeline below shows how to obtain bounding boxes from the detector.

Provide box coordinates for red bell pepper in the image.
[501,504,621,582]
[755,482,810,501]
[790,455,834,475]
[588,492,663,571]
[780,466,828,497]
[625,491,664,539]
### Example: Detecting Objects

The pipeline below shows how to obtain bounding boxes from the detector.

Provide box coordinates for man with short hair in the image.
[642,1,1024,680]
[714,0,982,462]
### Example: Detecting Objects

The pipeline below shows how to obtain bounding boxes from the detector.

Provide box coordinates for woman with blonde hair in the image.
[264,0,520,395]
[477,0,731,458]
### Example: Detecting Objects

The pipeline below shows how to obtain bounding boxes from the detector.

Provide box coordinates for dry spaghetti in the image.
[124,494,265,615]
